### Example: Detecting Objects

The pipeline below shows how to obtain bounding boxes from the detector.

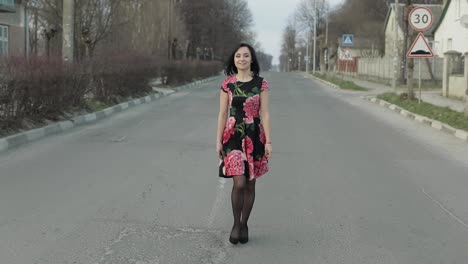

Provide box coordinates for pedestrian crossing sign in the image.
[342,34,354,46]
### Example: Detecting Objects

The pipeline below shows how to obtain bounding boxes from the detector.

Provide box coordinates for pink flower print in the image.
[254,157,269,177]
[242,136,254,155]
[222,76,237,92]
[261,79,269,92]
[224,150,246,176]
[222,117,236,144]
[243,95,260,123]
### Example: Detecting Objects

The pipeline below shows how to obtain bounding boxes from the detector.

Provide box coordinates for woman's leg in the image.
[241,179,256,226]
[240,179,255,243]
[230,175,246,243]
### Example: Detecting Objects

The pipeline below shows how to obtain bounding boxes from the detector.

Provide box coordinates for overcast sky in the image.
[247,0,344,65]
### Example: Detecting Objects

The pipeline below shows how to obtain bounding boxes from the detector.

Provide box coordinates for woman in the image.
[216,43,272,244]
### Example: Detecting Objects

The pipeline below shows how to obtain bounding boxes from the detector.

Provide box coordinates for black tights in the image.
[231,176,256,238]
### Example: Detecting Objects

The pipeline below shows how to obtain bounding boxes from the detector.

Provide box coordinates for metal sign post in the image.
[419,59,422,104]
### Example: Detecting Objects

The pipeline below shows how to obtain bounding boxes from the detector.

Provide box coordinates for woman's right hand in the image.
[216,142,223,159]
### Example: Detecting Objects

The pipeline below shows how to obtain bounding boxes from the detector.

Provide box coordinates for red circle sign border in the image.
[409,6,434,32]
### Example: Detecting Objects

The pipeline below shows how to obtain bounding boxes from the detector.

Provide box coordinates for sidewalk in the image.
[340,75,466,113]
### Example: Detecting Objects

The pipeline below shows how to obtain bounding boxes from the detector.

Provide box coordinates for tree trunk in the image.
[33,7,38,56]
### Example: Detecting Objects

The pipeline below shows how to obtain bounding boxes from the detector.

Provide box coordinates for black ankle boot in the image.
[239,225,248,244]
[229,226,240,244]
[229,235,239,244]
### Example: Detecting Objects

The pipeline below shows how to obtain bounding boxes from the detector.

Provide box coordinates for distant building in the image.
[0,0,26,56]
[337,37,381,59]
[335,37,381,73]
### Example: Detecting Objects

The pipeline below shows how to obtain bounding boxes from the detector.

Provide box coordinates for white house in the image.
[433,0,468,56]
[433,0,468,99]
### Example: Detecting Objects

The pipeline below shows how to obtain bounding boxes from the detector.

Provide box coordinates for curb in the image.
[364,96,468,143]
[308,75,340,89]
[0,76,220,153]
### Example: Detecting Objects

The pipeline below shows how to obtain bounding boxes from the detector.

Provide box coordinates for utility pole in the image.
[306,29,310,73]
[406,0,415,99]
[325,0,328,46]
[402,1,409,84]
[168,0,172,60]
[62,0,74,62]
[392,0,399,93]
[325,0,329,71]
[313,0,317,74]
[24,0,30,58]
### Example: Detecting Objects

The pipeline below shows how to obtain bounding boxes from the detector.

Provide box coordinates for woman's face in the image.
[234,46,252,71]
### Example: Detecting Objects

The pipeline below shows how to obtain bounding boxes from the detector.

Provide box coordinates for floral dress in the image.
[219,75,270,181]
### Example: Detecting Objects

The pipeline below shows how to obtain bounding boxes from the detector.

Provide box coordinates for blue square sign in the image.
[342,34,354,46]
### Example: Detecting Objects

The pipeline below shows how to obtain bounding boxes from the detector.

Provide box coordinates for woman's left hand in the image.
[265,144,272,160]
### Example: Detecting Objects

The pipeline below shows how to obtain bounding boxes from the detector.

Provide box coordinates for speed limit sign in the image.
[409,7,433,31]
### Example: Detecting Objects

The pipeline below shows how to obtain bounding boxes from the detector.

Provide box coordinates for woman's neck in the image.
[236,70,252,82]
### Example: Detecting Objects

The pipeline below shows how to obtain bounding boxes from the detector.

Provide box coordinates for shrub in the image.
[89,53,160,104]
[0,56,88,129]
[162,60,222,85]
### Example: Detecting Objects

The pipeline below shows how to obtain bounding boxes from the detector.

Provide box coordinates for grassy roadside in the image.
[313,73,369,91]
[84,99,111,112]
[377,93,468,131]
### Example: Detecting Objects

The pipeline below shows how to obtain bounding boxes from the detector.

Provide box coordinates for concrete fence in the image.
[443,51,468,99]
[337,56,444,83]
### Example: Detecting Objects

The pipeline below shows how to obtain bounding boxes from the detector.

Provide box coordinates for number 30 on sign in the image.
[409,7,433,31]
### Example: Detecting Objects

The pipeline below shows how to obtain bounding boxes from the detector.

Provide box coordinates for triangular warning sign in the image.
[406,32,434,58]
[344,36,352,45]
[341,49,353,60]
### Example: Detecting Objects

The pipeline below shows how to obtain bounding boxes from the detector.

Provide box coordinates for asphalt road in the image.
[1,72,468,264]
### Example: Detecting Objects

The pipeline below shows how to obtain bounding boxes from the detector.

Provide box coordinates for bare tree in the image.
[280,18,299,71]
[180,0,254,62]
[75,0,124,58]
[25,0,256,62]
[28,0,124,59]
[295,0,330,71]
[105,0,180,57]
[26,0,62,57]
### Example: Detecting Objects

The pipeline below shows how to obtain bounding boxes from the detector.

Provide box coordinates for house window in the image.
[447,38,453,50]
[0,25,8,56]
[0,0,15,12]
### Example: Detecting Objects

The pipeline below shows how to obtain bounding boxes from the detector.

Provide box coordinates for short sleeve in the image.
[220,78,230,93]
[261,79,270,92]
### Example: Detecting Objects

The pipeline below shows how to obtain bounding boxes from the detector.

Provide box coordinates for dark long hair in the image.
[224,43,260,77]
